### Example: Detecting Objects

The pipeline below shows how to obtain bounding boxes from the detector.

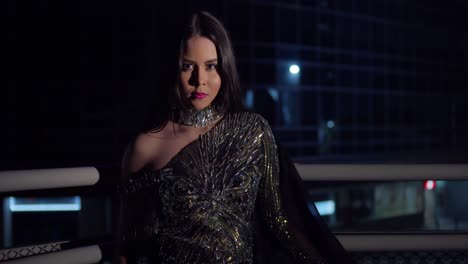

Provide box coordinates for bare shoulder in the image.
[122,129,166,175]
[133,132,159,155]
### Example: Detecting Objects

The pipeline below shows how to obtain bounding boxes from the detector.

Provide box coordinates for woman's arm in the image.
[116,134,157,263]
[256,117,326,264]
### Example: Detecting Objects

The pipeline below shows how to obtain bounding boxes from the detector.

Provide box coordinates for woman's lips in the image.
[192,92,208,99]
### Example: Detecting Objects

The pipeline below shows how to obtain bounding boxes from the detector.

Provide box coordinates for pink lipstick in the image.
[192,92,208,99]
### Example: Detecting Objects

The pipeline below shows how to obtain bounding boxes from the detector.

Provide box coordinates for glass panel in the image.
[304,180,468,232]
[2,195,111,248]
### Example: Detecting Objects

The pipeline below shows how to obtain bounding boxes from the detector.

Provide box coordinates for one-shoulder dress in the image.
[118,112,353,264]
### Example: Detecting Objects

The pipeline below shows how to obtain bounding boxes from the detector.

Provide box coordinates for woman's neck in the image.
[175,105,222,128]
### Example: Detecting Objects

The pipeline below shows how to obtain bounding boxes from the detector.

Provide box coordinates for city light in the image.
[267,88,279,101]
[327,120,335,128]
[424,180,436,191]
[245,90,254,108]
[289,64,300,74]
[313,200,335,216]
[9,197,81,212]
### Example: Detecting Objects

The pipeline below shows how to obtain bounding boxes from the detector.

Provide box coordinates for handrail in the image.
[2,165,468,252]
[0,236,114,262]
[0,167,100,192]
[336,233,468,251]
[1,164,468,193]
[295,164,468,251]
[296,164,468,181]
[0,241,68,262]
[2,245,102,264]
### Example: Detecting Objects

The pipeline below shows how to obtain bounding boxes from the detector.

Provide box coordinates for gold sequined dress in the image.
[119,112,350,264]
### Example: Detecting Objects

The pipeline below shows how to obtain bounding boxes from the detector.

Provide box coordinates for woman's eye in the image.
[182,63,193,71]
[206,64,217,70]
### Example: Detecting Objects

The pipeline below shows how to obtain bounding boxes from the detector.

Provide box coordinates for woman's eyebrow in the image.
[182,58,218,64]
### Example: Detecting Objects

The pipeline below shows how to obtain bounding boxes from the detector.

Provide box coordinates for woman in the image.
[118,10,354,264]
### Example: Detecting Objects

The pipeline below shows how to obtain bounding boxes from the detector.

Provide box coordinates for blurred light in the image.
[424,180,436,191]
[327,120,335,128]
[9,197,81,212]
[289,64,300,74]
[245,90,254,108]
[267,88,279,102]
[312,200,335,216]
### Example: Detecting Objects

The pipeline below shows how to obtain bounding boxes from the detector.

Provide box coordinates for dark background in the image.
[2,0,468,255]
[3,0,468,170]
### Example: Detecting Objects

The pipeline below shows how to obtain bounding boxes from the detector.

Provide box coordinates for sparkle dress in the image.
[119,112,352,264]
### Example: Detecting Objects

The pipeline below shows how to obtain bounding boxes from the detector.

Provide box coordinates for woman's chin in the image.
[191,101,211,111]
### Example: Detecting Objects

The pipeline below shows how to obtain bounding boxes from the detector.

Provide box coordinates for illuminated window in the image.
[8,196,81,212]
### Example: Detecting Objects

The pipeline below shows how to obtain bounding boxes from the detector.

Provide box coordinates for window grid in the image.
[233,0,468,161]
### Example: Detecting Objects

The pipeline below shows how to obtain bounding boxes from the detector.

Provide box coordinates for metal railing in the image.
[1,164,468,260]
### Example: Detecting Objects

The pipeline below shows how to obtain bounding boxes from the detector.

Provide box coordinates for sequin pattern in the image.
[120,112,325,263]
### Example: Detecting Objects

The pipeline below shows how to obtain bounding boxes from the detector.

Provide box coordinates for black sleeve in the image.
[255,117,355,264]
[117,169,161,263]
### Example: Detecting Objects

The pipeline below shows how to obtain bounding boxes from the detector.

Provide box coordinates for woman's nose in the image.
[195,68,207,87]
[189,68,207,87]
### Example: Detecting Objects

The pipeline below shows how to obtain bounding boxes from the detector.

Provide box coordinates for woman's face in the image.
[180,36,221,111]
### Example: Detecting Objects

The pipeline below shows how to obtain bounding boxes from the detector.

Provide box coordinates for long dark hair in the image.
[142,10,244,133]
